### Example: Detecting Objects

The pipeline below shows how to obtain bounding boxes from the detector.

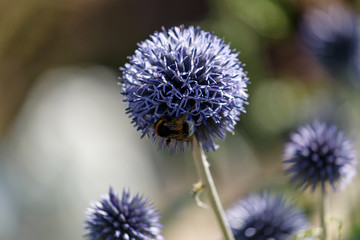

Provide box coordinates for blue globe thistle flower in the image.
[226,193,308,240]
[120,25,249,153]
[299,4,360,81]
[84,187,163,240]
[284,121,357,192]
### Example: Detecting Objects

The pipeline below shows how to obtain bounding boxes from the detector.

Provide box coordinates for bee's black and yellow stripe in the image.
[154,115,192,140]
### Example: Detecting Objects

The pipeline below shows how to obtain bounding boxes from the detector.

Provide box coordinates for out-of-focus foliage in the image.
[223,0,294,39]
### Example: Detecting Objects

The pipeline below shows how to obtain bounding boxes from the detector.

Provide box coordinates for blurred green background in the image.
[1,0,360,239]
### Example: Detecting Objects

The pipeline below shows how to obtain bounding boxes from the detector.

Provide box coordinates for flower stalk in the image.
[320,190,327,240]
[192,137,235,240]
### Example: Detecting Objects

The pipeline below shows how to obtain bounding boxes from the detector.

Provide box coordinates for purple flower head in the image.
[299,3,360,80]
[226,193,308,240]
[84,187,163,240]
[284,121,357,192]
[120,25,249,153]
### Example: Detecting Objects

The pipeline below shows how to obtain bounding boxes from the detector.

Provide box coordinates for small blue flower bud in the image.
[284,121,357,192]
[227,193,308,240]
[84,187,163,240]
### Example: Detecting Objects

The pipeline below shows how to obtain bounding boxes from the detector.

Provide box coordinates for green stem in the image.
[320,190,327,240]
[192,137,235,240]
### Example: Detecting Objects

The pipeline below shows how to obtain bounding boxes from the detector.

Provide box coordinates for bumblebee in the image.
[154,114,195,146]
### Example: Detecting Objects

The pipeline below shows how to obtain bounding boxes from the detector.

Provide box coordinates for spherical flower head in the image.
[120,25,249,153]
[226,193,308,240]
[284,121,357,192]
[84,187,163,240]
[299,3,360,79]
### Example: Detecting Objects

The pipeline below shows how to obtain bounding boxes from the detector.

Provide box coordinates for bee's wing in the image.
[163,115,187,131]
[163,120,182,131]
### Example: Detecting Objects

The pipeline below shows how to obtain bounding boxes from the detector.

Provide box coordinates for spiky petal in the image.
[84,187,163,240]
[120,25,249,153]
[226,193,308,240]
[284,121,357,192]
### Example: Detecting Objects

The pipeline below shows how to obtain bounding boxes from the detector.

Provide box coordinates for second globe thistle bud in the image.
[84,187,163,240]
[284,121,357,192]
[226,193,308,240]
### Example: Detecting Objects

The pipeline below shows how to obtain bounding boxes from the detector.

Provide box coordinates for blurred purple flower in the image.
[284,121,357,192]
[299,4,360,82]
[84,187,163,240]
[226,193,308,240]
[120,25,249,153]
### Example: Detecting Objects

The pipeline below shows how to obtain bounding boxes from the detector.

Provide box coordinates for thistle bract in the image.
[121,25,249,152]
[226,193,308,240]
[84,187,163,240]
[284,121,357,192]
